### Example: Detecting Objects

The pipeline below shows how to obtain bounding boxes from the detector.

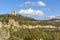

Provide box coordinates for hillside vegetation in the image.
[0,14,60,40]
[0,14,60,27]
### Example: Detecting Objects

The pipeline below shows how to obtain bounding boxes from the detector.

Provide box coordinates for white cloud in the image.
[18,8,44,16]
[20,1,46,7]
[47,16,56,19]
[20,1,35,6]
[37,1,46,6]
[46,15,60,19]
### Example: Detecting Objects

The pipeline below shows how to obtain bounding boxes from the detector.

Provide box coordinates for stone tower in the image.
[11,10,16,16]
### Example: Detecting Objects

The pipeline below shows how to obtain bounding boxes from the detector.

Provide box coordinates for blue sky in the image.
[0,0,60,20]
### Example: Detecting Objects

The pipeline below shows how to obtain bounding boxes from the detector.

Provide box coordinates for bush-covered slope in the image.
[0,14,60,27]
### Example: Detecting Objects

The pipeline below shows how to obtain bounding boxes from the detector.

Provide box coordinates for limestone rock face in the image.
[8,19,19,28]
[0,22,3,28]
[0,30,10,40]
